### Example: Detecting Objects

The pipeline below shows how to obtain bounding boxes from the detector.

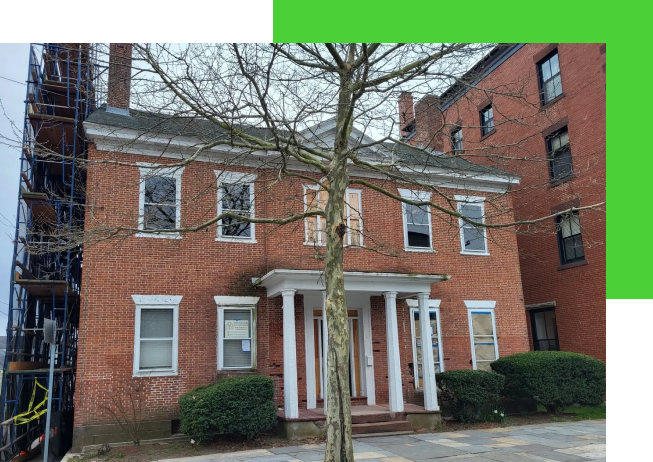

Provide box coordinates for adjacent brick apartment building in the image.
[399,43,606,362]
[71,44,532,446]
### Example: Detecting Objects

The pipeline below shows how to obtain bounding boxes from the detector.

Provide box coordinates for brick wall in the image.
[426,43,606,361]
[75,144,529,428]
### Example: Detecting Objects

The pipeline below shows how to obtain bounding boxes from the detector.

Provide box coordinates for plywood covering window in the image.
[466,303,499,372]
[304,185,363,246]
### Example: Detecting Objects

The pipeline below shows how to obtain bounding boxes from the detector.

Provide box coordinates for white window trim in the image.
[132,295,181,377]
[455,195,489,256]
[137,163,184,239]
[407,299,443,390]
[398,188,434,252]
[464,300,499,371]
[215,295,259,370]
[214,170,257,243]
[303,185,364,247]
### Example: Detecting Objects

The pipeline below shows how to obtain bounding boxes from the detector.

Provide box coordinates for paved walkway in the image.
[156,420,606,462]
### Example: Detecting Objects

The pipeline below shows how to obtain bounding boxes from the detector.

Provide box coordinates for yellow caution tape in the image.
[13,380,49,425]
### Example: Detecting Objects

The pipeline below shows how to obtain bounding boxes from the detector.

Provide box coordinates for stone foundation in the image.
[406,411,441,430]
[71,421,171,452]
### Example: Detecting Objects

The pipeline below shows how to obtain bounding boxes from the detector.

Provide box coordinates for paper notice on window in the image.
[225,319,249,339]
[242,339,251,352]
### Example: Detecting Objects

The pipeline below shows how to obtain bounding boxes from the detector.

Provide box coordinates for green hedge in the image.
[179,375,277,442]
[491,351,606,414]
[435,370,505,422]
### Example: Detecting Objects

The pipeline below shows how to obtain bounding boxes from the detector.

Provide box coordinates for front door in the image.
[313,310,362,398]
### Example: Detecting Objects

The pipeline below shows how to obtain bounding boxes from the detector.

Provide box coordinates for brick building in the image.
[399,43,606,362]
[70,45,531,446]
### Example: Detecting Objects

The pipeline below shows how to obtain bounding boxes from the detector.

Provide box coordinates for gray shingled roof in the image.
[86,106,512,177]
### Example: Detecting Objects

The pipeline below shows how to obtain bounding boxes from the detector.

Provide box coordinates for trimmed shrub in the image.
[491,351,606,414]
[179,375,277,442]
[435,370,505,422]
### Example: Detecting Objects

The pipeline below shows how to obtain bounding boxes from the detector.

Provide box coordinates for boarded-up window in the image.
[305,186,362,246]
[469,310,498,371]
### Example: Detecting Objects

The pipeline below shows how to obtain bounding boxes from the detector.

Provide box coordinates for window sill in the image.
[541,92,566,110]
[215,237,257,244]
[460,251,490,256]
[303,241,326,247]
[557,259,588,271]
[548,173,577,189]
[405,247,436,253]
[136,232,181,239]
[133,370,178,378]
[479,129,496,142]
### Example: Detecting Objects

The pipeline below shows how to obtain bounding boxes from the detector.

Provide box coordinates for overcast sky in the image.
[0,43,29,331]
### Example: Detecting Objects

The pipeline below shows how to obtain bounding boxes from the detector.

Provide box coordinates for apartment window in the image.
[451,127,463,153]
[538,50,563,105]
[547,127,573,181]
[530,308,559,351]
[456,195,488,255]
[138,164,184,238]
[479,105,494,136]
[132,295,181,377]
[466,301,498,372]
[304,185,363,246]
[215,296,259,370]
[215,171,256,242]
[556,212,585,264]
[399,189,433,251]
[408,301,443,390]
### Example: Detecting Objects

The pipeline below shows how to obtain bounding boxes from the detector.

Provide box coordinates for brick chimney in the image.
[413,95,444,152]
[107,43,132,112]
[398,92,415,138]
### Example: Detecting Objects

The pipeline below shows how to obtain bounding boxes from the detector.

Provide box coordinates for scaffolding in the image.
[1,43,106,461]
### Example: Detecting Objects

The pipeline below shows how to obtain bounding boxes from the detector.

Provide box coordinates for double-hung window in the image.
[530,308,559,351]
[215,296,259,370]
[546,127,573,181]
[451,127,463,153]
[465,301,498,371]
[215,171,256,242]
[132,295,181,377]
[556,211,585,264]
[408,300,443,390]
[456,196,488,255]
[537,50,563,105]
[479,105,494,136]
[304,185,363,246]
[138,164,184,238]
[399,189,433,251]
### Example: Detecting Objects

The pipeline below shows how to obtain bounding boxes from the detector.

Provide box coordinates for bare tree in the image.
[4,43,605,462]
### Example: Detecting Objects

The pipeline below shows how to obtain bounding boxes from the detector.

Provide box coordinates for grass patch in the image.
[107,454,126,460]
[566,405,606,420]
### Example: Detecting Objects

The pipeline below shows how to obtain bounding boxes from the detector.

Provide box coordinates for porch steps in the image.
[351,420,414,435]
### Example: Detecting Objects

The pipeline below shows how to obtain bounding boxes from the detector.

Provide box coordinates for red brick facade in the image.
[407,43,606,361]
[74,143,529,430]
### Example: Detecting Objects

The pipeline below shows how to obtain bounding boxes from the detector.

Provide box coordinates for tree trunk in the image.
[323,60,355,462]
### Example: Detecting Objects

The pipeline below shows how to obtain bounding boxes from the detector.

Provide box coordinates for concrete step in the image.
[351,420,413,435]
[351,413,392,424]
[353,430,415,438]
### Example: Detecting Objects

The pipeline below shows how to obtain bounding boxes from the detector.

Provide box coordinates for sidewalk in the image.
[150,420,606,462]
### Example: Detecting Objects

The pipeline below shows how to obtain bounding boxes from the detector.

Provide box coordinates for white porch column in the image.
[384,291,404,412]
[418,292,439,411]
[322,291,328,415]
[281,289,299,419]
